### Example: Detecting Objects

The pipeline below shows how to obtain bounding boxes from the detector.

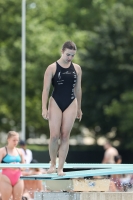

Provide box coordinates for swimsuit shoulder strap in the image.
[16,148,21,156]
[56,61,61,71]
[1,147,8,162]
[71,62,76,72]
[71,62,74,69]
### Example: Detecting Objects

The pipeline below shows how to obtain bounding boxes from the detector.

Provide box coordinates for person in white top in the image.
[102,141,119,164]
[19,140,33,164]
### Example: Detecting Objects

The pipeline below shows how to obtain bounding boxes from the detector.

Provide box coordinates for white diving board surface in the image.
[1,163,133,169]
[20,168,133,180]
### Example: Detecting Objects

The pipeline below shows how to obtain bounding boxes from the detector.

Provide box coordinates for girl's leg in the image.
[0,175,12,200]
[12,180,24,200]
[58,99,77,176]
[47,97,62,173]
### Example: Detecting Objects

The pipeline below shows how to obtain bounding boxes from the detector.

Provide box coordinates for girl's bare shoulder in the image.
[0,147,6,156]
[45,62,56,76]
[73,63,82,74]
[47,62,56,71]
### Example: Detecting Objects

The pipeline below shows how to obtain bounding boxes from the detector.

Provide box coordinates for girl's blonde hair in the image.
[7,131,19,139]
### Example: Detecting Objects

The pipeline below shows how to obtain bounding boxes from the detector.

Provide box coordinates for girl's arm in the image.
[42,64,54,120]
[0,148,6,170]
[74,64,83,121]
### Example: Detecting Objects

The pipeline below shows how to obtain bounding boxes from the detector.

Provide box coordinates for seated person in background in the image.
[19,140,33,164]
[109,155,123,192]
[115,154,132,191]
[22,160,46,199]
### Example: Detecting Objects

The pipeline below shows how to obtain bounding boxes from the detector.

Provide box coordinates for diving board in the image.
[20,167,133,180]
[17,164,133,193]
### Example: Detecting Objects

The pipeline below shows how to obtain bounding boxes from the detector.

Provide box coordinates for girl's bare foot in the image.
[57,169,66,176]
[47,166,56,174]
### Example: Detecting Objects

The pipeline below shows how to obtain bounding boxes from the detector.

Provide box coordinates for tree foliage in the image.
[81,3,133,148]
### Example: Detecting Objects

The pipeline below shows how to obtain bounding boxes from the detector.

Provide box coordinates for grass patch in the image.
[26,145,48,151]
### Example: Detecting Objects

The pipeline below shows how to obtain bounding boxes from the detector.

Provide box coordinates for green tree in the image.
[81,3,133,149]
[105,91,133,149]
[0,0,87,137]
[1,0,133,149]
[0,0,22,132]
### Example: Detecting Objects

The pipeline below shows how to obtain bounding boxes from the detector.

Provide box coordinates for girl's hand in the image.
[42,108,49,120]
[77,109,83,122]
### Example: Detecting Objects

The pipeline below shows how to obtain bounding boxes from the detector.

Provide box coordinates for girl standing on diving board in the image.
[42,41,82,176]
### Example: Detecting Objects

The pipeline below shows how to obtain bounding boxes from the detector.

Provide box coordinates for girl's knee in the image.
[60,133,70,142]
[50,135,59,142]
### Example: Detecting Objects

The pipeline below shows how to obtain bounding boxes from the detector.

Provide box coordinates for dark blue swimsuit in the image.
[52,62,77,112]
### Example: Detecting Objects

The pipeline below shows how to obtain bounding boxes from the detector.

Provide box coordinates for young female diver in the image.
[0,131,25,200]
[42,41,82,176]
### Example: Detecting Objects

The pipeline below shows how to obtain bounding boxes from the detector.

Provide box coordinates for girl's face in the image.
[8,135,19,147]
[61,48,76,63]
